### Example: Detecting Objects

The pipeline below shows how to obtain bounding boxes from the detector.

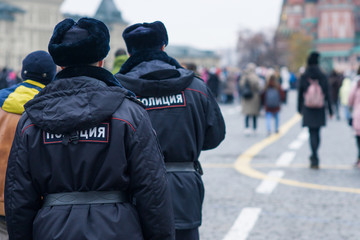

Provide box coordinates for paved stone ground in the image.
[199,91,360,240]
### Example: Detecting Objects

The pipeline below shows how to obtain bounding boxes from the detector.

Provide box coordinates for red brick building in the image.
[276,0,360,72]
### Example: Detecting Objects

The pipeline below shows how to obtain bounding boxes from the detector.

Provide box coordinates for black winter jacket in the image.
[5,66,174,240]
[116,52,226,229]
[297,66,333,128]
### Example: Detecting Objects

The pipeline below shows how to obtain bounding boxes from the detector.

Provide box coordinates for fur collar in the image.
[120,50,183,74]
[56,65,122,87]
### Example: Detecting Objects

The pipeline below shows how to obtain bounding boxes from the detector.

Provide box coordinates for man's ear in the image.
[161,44,166,51]
[98,60,104,67]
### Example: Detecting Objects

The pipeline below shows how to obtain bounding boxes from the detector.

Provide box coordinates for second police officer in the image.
[115,21,226,240]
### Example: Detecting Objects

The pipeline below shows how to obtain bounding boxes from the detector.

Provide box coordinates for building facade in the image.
[0,0,63,70]
[277,0,360,72]
[0,0,219,72]
[0,0,127,71]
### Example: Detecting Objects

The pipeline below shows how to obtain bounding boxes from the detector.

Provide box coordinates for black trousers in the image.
[176,228,199,240]
[245,115,257,129]
[356,136,360,159]
[309,127,320,160]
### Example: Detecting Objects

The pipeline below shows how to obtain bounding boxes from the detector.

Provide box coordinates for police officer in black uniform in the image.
[5,18,174,240]
[115,21,226,240]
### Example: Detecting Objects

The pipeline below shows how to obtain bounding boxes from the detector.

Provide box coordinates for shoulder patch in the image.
[138,92,186,110]
[43,123,109,144]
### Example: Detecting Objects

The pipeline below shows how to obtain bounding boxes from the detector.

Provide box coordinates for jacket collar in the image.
[119,50,183,74]
[56,65,122,87]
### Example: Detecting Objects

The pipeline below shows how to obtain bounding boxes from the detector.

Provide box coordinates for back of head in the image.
[307,51,320,66]
[115,49,127,57]
[21,50,57,85]
[48,17,110,67]
[122,21,168,55]
[245,63,256,74]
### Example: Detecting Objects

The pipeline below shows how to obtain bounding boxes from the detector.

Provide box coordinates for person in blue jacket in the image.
[5,17,174,240]
[115,21,226,240]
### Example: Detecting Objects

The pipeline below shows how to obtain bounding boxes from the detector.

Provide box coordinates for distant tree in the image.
[288,32,313,72]
[236,29,279,68]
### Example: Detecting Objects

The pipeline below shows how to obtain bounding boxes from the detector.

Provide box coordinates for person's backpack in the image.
[241,79,253,99]
[304,78,324,108]
[265,88,281,108]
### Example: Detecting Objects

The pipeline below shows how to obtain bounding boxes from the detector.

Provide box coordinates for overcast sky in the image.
[61,0,283,50]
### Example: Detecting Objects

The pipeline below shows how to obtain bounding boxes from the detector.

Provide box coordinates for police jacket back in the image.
[116,59,226,229]
[4,66,174,240]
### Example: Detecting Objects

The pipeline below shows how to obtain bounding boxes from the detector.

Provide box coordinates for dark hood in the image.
[25,66,131,134]
[115,60,194,97]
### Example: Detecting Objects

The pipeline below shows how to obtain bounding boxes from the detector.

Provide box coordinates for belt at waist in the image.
[165,161,203,175]
[42,191,129,207]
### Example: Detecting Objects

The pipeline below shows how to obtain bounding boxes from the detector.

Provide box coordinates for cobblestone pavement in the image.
[199,91,360,240]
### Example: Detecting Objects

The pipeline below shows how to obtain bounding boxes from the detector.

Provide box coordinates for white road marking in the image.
[223,105,241,116]
[222,208,262,240]
[256,170,284,194]
[298,129,309,141]
[288,139,304,150]
[276,151,296,166]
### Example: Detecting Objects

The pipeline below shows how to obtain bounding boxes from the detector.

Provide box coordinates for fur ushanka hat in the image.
[48,17,110,67]
[122,21,168,55]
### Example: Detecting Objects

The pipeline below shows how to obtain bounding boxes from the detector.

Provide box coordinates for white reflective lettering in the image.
[46,132,50,139]
[55,134,62,138]
[169,95,176,104]
[89,127,97,138]
[98,127,105,138]
[80,130,89,139]
[155,97,162,105]
[162,96,170,105]
[141,98,149,106]
[148,97,155,106]
[176,94,183,103]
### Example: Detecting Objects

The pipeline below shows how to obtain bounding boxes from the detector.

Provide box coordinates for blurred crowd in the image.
[0,68,22,90]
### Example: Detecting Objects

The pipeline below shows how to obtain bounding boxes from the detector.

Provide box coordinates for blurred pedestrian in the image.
[115,21,226,240]
[280,66,290,104]
[5,18,174,240]
[290,71,297,89]
[348,78,360,167]
[111,48,128,74]
[339,76,353,126]
[0,68,8,90]
[262,74,285,135]
[182,62,198,76]
[328,69,343,120]
[0,50,57,240]
[239,63,261,136]
[297,51,333,169]
[206,68,220,99]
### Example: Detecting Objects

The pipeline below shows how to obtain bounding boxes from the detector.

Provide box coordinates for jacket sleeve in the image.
[127,112,175,240]
[5,120,41,240]
[203,88,226,150]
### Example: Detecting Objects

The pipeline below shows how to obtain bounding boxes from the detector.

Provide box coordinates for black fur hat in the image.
[123,21,168,55]
[307,51,320,66]
[48,18,110,67]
